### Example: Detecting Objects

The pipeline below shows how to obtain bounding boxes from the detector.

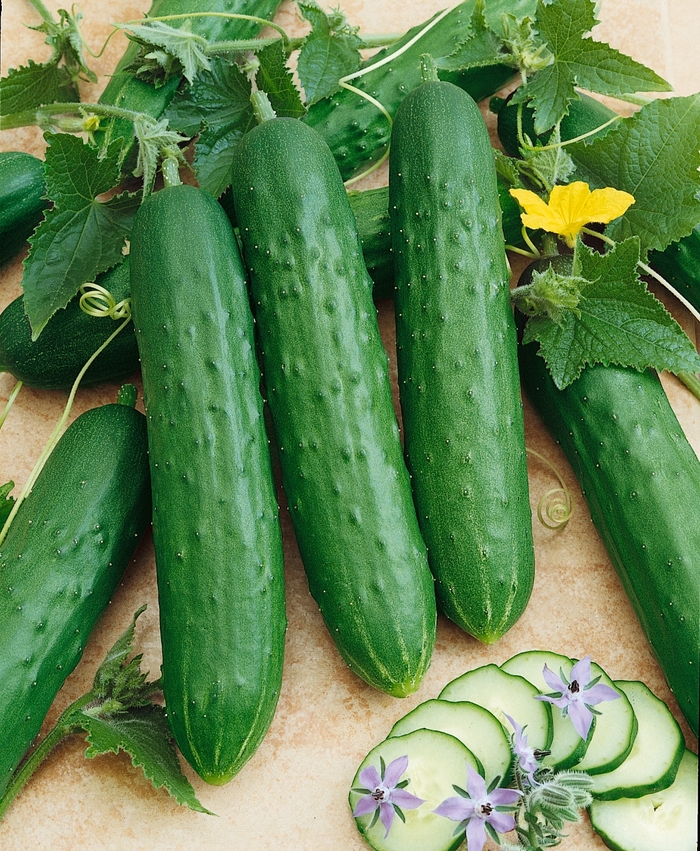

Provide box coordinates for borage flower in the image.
[433,764,522,851]
[505,714,543,787]
[510,181,635,248]
[535,655,620,740]
[352,754,425,838]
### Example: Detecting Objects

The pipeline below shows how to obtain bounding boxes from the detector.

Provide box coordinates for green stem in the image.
[25,0,54,25]
[161,155,182,188]
[678,371,700,402]
[0,693,94,820]
[125,11,290,46]
[519,114,622,152]
[0,101,150,131]
[251,90,276,124]
[0,381,23,430]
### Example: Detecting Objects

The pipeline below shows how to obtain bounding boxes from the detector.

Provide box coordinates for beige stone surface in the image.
[0,1,698,849]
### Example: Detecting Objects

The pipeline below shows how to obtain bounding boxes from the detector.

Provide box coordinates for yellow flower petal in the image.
[510,182,635,248]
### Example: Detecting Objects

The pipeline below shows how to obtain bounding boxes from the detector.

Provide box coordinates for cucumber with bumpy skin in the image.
[0,152,48,267]
[129,182,285,784]
[231,115,436,697]
[389,79,534,643]
[0,387,151,797]
[518,256,700,738]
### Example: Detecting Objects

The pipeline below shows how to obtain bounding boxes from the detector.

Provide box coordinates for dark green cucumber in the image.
[129,182,285,783]
[390,80,534,643]
[0,389,151,797]
[649,225,700,316]
[230,116,436,697]
[0,152,48,266]
[304,0,536,182]
[493,90,617,158]
[0,259,139,389]
[518,258,700,737]
[348,179,529,301]
[95,0,281,169]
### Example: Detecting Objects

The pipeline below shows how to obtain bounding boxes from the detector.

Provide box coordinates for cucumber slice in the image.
[589,680,684,800]
[387,699,512,786]
[501,650,592,769]
[439,663,552,752]
[589,749,698,851]
[349,729,481,851]
[574,661,637,775]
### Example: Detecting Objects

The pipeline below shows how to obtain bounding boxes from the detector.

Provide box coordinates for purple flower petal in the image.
[358,764,381,791]
[383,755,409,789]
[378,801,394,838]
[488,809,517,836]
[535,691,569,710]
[568,698,594,740]
[584,682,621,706]
[433,795,473,821]
[353,793,379,819]
[570,655,592,686]
[466,764,488,799]
[466,815,488,851]
[541,663,568,694]
[489,786,524,806]
[391,788,425,810]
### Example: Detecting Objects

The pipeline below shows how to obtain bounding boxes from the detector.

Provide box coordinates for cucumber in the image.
[589,749,698,851]
[649,225,700,316]
[304,0,536,182]
[501,650,592,770]
[230,116,436,697]
[0,388,151,797]
[517,258,700,738]
[0,151,48,267]
[389,79,534,643]
[95,0,281,169]
[493,90,617,158]
[129,182,285,783]
[0,259,139,389]
[349,728,481,851]
[387,699,512,787]
[589,680,684,800]
[439,663,553,753]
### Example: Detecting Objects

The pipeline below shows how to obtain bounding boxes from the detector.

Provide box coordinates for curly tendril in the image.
[79,282,131,320]
[526,447,574,530]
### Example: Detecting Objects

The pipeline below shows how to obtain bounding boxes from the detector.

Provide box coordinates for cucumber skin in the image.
[304,0,536,182]
[0,259,139,389]
[129,183,285,784]
[230,117,436,697]
[95,0,281,168]
[649,225,700,316]
[0,152,48,267]
[390,81,534,643]
[518,335,700,738]
[0,400,151,797]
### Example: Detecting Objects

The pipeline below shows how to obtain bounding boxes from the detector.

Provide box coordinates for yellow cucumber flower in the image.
[510,181,635,248]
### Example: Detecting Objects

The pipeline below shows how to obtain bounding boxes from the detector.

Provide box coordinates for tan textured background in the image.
[0,1,698,849]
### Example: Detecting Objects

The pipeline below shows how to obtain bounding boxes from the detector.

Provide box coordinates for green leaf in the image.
[297,0,364,104]
[516,0,671,133]
[23,134,140,339]
[0,60,78,115]
[0,482,15,528]
[569,94,700,255]
[436,0,513,72]
[523,239,700,387]
[78,706,212,814]
[117,21,212,85]
[255,41,305,119]
[166,59,256,198]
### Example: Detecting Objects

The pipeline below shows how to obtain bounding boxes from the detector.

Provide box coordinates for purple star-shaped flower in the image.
[352,755,425,838]
[535,655,620,740]
[505,714,540,786]
[433,765,522,851]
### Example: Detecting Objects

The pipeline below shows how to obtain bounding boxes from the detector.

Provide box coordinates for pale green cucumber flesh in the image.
[349,729,480,851]
[387,698,512,786]
[439,664,552,753]
[589,749,698,851]
[572,662,637,776]
[501,650,592,769]
[589,680,684,800]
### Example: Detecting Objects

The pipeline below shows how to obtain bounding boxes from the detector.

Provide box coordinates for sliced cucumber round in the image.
[501,650,591,770]
[589,680,684,800]
[349,729,481,851]
[574,661,637,776]
[589,749,698,851]
[439,663,552,752]
[387,699,512,787]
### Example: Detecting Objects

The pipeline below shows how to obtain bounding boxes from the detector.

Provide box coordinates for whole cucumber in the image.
[230,116,436,697]
[390,80,534,643]
[0,388,151,797]
[129,182,285,783]
[518,257,700,737]
[0,152,48,267]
